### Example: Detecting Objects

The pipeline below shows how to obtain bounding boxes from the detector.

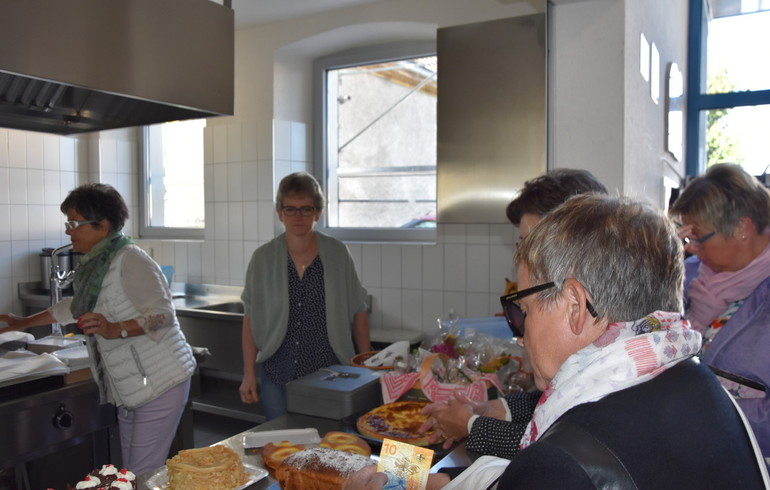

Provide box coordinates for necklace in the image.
[289,236,317,273]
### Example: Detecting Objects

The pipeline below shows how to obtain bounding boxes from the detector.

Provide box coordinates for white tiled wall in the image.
[0,128,82,314]
[0,121,519,338]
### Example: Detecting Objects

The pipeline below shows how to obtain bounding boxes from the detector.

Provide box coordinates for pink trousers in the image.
[117,377,191,476]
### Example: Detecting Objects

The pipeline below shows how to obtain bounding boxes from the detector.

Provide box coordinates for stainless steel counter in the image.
[17,281,245,316]
[166,283,423,424]
[0,375,120,489]
[138,412,471,490]
[170,283,244,317]
[19,281,424,346]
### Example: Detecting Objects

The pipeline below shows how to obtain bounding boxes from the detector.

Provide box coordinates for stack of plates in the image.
[53,345,89,370]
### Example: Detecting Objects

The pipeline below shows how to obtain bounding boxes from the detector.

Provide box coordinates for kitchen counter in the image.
[0,377,114,467]
[165,282,424,424]
[0,374,120,489]
[20,281,425,347]
[18,281,60,311]
[137,412,472,489]
[170,283,243,317]
[17,281,430,427]
[17,281,243,315]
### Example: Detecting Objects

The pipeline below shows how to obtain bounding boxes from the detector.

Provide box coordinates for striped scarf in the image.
[520,311,702,449]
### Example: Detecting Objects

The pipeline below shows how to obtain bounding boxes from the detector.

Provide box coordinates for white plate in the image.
[53,344,88,360]
[145,463,267,489]
[243,428,321,448]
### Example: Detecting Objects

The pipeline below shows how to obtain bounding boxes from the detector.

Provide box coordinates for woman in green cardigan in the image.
[238,172,371,420]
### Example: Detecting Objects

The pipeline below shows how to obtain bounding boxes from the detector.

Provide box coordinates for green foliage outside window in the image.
[706,67,742,168]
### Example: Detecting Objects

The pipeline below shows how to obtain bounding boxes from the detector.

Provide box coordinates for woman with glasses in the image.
[670,163,770,462]
[419,169,607,460]
[346,194,768,489]
[0,183,196,476]
[239,171,370,420]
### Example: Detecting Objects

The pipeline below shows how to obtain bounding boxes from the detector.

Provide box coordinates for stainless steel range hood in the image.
[0,0,233,135]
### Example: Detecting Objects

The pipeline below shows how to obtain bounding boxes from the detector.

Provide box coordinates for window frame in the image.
[138,124,205,240]
[685,0,770,176]
[313,40,438,243]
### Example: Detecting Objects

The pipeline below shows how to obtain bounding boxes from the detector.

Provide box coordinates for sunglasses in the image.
[500,281,598,337]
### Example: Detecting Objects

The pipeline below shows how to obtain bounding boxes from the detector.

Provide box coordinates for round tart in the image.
[356,400,440,447]
[262,441,305,471]
[320,431,371,457]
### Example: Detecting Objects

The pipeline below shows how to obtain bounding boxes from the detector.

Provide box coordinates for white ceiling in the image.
[231,0,383,30]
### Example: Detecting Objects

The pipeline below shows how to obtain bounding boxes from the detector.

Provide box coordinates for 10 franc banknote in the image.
[377,438,434,490]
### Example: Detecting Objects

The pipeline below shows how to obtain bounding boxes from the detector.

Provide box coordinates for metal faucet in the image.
[49,243,74,336]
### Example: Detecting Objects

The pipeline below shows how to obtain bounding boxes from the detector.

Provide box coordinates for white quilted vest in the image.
[88,245,196,409]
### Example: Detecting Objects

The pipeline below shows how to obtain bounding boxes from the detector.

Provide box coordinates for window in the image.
[139,119,206,239]
[314,41,437,242]
[687,0,770,177]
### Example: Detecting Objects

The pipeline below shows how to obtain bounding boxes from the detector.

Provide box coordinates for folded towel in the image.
[0,352,69,382]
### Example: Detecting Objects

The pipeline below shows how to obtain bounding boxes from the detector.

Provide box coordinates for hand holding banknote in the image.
[344,439,454,490]
[377,439,433,490]
[344,466,451,490]
[343,465,388,490]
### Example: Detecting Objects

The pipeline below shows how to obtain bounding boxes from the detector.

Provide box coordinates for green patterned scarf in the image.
[71,232,134,317]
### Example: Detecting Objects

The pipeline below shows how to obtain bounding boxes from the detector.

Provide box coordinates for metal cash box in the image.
[285,364,382,419]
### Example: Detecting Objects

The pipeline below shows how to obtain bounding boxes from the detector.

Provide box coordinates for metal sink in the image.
[170,283,244,318]
[194,302,244,314]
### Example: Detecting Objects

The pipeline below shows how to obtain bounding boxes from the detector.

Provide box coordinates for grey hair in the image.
[669,163,770,236]
[514,194,683,322]
[275,172,326,212]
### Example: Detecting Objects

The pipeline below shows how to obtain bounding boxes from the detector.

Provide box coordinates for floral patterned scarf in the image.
[71,232,134,317]
[520,311,702,449]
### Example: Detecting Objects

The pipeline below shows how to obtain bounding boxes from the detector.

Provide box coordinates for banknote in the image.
[377,438,434,490]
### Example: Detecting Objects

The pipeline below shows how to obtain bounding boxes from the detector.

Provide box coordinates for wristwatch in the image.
[120,323,128,338]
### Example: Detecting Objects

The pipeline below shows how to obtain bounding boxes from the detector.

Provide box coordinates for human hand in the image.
[419,400,448,434]
[239,372,259,404]
[420,395,475,449]
[0,313,27,333]
[426,473,452,490]
[453,393,507,420]
[77,313,119,338]
[342,465,387,490]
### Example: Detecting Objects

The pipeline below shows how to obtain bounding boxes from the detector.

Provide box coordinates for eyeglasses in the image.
[281,206,317,217]
[682,231,715,248]
[500,281,598,337]
[65,219,98,231]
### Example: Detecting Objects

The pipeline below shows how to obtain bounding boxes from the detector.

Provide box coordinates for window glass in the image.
[316,43,437,242]
[140,119,206,238]
[707,10,770,93]
[705,105,770,174]
[689,4,770,176]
